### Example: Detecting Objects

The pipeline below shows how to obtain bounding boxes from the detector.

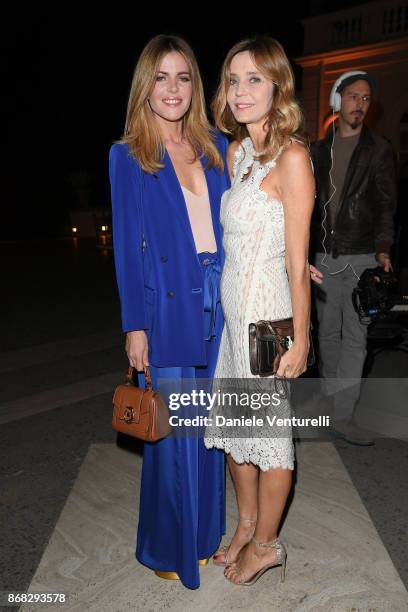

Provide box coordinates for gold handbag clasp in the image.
[123,407,135,424]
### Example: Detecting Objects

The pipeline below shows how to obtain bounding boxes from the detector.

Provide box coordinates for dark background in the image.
[1,1,361,239]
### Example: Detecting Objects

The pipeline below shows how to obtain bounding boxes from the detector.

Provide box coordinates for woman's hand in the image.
[276,342,308,379]
[126,330,149,371]
[310,264,323,285]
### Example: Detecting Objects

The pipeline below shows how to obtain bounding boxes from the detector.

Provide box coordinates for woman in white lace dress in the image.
[204,37,315,585]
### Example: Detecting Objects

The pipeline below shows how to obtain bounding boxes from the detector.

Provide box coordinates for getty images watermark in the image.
[167,389,330,430]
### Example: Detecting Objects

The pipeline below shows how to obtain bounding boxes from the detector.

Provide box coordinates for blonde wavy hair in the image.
[212,36,306,164]
[119,35,223,174]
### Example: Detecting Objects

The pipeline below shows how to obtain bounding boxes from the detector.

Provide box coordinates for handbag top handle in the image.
[126,366,152,389]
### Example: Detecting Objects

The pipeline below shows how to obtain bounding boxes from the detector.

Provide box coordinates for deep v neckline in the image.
[166,145,208,199]
[163,148,221,261]
[180,184,208,199]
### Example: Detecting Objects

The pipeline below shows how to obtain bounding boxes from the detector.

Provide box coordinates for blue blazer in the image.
[109,132,230,367]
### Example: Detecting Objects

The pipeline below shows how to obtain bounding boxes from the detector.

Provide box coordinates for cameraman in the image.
[310,71,396,445]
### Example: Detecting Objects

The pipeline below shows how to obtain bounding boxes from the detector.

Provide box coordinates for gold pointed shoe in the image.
[198,558,210,566]
[155,558,209,579]
[225,536,287,586]
[154,570,180,580]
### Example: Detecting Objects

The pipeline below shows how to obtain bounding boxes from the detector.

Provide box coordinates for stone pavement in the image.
[1,240,407,611]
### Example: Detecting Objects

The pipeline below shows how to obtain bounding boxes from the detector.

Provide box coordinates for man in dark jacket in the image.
[310,71,396,445]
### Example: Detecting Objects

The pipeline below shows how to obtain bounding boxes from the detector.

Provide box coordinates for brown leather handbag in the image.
[112,366,171,442]
[249,318,315,377]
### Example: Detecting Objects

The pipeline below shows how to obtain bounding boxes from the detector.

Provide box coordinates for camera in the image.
[352,267,397,323]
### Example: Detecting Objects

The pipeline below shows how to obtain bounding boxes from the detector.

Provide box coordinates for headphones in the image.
[329,70,368,112]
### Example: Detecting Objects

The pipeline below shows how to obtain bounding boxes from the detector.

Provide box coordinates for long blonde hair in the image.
[120,35,223,174]
[212,36,306,164]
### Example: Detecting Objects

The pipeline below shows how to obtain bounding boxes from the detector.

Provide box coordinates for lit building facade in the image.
[296,0,408,177]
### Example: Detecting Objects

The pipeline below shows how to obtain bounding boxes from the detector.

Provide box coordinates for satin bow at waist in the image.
[198,253,221,341]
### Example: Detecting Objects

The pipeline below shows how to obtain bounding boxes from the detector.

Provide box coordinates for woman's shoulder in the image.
[109,142,132,170]
[227,139,243,155]
[108,142,146,190]
[279,138,311,165]
[109,141,131,162]
[226,138,240,161]
[222,139,250,178]
[109,142,144,173]
[277,138,315,180]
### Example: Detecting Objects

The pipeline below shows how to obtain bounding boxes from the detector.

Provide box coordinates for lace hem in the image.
[204,437,295,472]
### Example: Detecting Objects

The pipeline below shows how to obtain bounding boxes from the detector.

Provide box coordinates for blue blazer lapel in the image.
[163,149,199,259]
[164,149,223,257]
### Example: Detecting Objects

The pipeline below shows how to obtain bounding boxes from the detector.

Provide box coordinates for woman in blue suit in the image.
[109,35,230,589]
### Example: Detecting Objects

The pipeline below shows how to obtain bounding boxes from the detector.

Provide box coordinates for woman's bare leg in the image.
[214,455,258,564]
[225,467,292,582]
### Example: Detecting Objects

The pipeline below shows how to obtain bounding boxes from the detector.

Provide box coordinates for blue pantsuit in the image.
[109,136,230,589]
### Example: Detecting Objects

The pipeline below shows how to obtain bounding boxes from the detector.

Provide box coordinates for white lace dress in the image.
[204,137,295,471]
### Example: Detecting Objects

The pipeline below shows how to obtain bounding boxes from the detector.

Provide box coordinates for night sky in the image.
[2,3,356,238]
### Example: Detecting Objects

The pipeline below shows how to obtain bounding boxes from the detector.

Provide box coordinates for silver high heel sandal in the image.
[225,536,287,585]
[212,517,257,567]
